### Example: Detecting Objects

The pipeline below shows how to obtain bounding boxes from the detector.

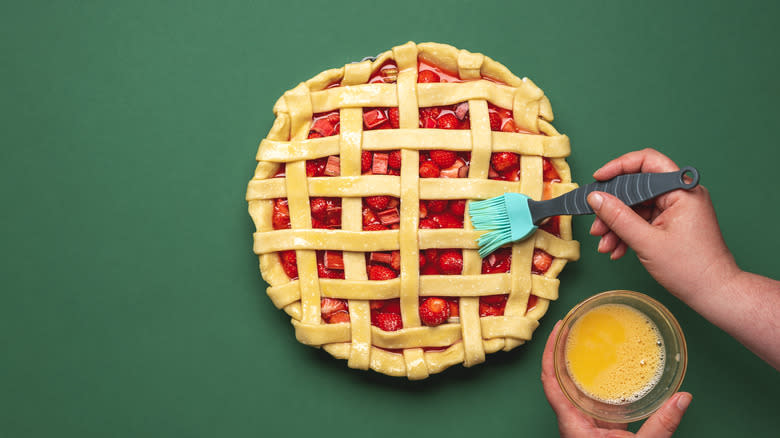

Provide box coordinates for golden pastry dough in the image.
[247,42,579,379]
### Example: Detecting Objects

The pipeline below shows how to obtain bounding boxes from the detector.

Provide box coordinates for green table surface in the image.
[2,1,779,436]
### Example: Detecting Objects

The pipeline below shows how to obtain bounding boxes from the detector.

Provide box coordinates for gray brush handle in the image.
[528,166,699,225]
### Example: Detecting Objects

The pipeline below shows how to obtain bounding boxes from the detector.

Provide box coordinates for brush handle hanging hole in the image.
[679,166,699,189]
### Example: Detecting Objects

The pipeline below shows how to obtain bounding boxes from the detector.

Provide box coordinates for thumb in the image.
[587,192,658,250]
[636,392,692,438]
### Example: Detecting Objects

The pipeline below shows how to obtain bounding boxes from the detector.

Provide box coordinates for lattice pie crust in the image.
[247,42,580,379]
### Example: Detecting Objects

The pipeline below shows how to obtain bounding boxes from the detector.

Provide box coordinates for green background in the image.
[2,0,778,436]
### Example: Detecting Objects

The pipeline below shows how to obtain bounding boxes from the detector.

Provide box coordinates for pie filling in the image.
[271,57,563,352]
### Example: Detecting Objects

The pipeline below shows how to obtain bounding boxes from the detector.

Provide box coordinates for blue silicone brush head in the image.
[469,193,538,258]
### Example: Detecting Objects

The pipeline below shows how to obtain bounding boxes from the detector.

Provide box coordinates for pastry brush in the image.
[468,166,700,258]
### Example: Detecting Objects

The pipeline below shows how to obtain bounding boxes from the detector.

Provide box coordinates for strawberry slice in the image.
[310,197,328,221]
[479,301,505,317]
[372,152,389,175]
[430,149,458,169]
[321,297,347,317]
[418,201,428,219]
[420,116,437,129]
[381,298,401,314]
[362,207,381,226]
[543,158,561,182]
[488,111,502,131]
[327,310,350,324]
[425,200,448,213]
[418,70,440,83]
[306,157,327,177]
[388,107,400,129]
[365,195,390,211]
[449,200,466,216]
[361,151,373,173]
[436,113,460,130]
[540,216,561,237]
[481,294,507,305]
[431,212,462,229]
[438,249,463,275]
[501,119,518,132]
[419,297,450,326]
[368,264,398,280]
[419,218,438,229]
[279,250,298,279]
[481,247,511,274]
[373,312,403,331]
[448,298,460,317]
[491,152,519,172]
[419,161,440,178]
[388,150,402,169]
[532,249,553,274]
[527,295,539,312]
[272,198,291,229]
[363,108,388,129]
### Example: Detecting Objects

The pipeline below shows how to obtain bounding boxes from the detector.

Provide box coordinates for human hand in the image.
[541,321,692,437]
[586,148,740,299]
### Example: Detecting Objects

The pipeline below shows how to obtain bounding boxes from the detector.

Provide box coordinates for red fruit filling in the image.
[274,58,561,340]
[479,295,507,317]
[272,198,291,230]
[418,59,461,83]
[417,248,463,276]
[419,297,450,326]
[309,111,340,138]
[309,197,342,229]
[418,199,465,229]
[419,104,470,130]
[481,247,511,274]
[539,215,561,237]
[362,196,400,230]
[532,249,553,275]
[542,157,562,200]
[316,251,345,279]
[321,297,348,324]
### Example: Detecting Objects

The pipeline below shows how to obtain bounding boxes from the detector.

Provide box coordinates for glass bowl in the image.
[553,290,687,423]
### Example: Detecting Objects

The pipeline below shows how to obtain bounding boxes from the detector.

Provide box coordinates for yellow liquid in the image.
[565,304,664,404]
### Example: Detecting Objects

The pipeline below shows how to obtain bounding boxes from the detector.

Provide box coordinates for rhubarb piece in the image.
[378,208,400,225]
[363,108,388,129]
[369,251,393,265]
[323,156,341,176]
[324,251,344,270]
[454,102,469,120]
[372,152,389,175]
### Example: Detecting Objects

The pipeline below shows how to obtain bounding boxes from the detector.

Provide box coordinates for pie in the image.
[246,42,580,379]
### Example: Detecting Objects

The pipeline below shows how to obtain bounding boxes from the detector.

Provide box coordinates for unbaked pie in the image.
[246,42,580,379]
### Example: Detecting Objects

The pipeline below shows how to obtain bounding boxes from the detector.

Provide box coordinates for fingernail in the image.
[677,393,692,411]
[588,192,603,210]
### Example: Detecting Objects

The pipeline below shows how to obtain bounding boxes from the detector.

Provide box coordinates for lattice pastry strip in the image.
[247,42,580,379]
